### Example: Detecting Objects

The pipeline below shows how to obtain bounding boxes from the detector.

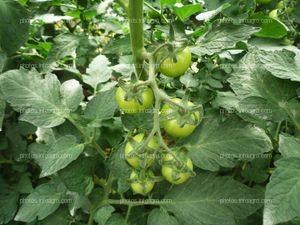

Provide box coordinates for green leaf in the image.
[160,0,177,6]
[279,135,300,158]
[106,214,125,225]
[195,3,230,22]
[85,89,117,124]
[39,207,73,225]
[121,112,154,133]
[0,95,5,131]
[251,13,288,39]
[82,55,112,90]
[211,91,239,111]
[29,135,85,177]
[111,55,135,77]
[94,205,115,225]
[241,158,271,184]
[258,49,300,82]
[14,173,33,194]
[174,4,202,21]
[0,69,69,128]
[0,193,19,224]
[14,180,66,223]
[102,35,131,55]
[0,51,7,72]
[108,144,131,194]
[163,173,263,225]
[58,157,96,195]
[44,34,80,72]
[238,96,287,122]
[192,23,259,55]
[0,0,30,55]
[179,72,200,88]
[185,113,272,171]
[204,0,255,19]
[228,50,300,126]
[60,79,84,112]
[147,208,180,225]
[264,157,300,225]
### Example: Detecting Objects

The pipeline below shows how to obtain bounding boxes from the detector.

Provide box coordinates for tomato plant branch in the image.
[107,198,163,206]
[66,115,106,158]
[284,107,300,131]
[144,1,169,24]
[128,0,147,78]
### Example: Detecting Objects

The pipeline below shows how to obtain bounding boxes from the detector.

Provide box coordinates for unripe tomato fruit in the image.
[161,153,193,184]
[148,10,161,19]
[269,9,278,18]
[115,84,154,114]
[276,1,284,9]
[256,0,272,4]
[130,170,155,195]
[159,48,192,78]
[125,133,159,169]
[161,98,200,138]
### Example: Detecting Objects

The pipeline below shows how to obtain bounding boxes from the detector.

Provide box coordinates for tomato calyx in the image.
[119,81,150,105]
[162,149,194,176]
[125,133,159,169]
[161,100,201,128]
[129,170,157,195]
[161,149,195,184]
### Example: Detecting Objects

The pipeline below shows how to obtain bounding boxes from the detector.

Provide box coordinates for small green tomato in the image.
[161,98,201,138]
[161,153,193,184]
[115,83,154,114]
[125,133,158,169]
[130,170,155,195]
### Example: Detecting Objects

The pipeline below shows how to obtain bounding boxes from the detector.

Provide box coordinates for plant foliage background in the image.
[0,0,300,225]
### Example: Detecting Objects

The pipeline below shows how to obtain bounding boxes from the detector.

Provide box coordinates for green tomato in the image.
[269,9,278,18]
[148,10,161,19]
[159,47,192,78]
[130,170,155,195]
[256,0,272,4]
[161,98,201,138]
[276,1,284,9]
[161,153,193,184]
[286,6,294,13]
[115,83,154,114]
[125,133,159,169]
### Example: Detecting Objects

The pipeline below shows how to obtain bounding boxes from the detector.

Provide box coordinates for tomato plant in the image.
[0,0,300,225]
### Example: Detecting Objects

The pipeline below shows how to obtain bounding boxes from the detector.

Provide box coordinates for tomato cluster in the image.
[115,47,200,195]
[125,134,195,195]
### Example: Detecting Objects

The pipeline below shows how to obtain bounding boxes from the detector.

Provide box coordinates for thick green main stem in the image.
[128,0,146,78]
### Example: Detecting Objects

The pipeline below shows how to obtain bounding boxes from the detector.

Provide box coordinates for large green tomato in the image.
[159,48,192,78]
[256,0,272,4]
[130,170,155,195]
[125,133,159,169]
[115,84,154,114]
[161,98,200,138]
[161,153,193,184]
